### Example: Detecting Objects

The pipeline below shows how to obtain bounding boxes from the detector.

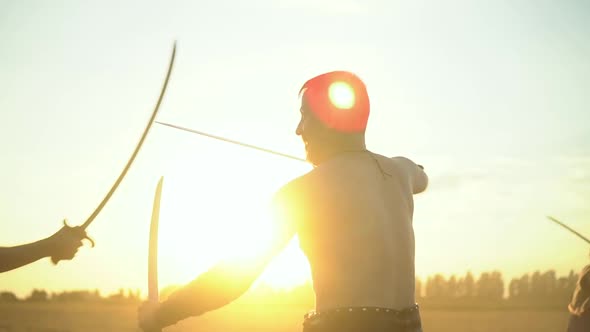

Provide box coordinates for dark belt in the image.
[303,304,422,331]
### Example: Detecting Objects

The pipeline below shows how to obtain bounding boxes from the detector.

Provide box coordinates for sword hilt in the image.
[51,219,95,265]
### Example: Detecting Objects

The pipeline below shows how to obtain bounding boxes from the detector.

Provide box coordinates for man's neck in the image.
[312,142,368,166]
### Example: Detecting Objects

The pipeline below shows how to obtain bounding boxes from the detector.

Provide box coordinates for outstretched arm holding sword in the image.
[1,42,177,273]
[138,181,299,329]
[0,224,84,273]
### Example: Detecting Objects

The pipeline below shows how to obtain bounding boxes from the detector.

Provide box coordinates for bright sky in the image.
[1,0,589,298]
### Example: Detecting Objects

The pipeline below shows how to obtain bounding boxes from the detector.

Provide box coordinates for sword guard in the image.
[62,219,95,248]
[50,219,95,265]
[83,233,96,248]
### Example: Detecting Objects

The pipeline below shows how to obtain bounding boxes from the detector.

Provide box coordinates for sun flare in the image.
[157,149,313,291]
[328,81,355,109]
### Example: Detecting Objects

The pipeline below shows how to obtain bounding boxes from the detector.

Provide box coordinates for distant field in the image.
[0,302,571,332]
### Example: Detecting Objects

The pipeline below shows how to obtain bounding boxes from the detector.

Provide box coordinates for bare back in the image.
[294,151,427,311]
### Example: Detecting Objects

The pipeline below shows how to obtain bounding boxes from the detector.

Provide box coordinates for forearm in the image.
[0,239,51,273]
[150,194,296,329]
[154,261,259,327]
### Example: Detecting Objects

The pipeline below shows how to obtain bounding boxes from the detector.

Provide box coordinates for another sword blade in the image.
[547,216,590,245]
[81,42,176,230]
[155,120,307,163]
[147,176,164,332]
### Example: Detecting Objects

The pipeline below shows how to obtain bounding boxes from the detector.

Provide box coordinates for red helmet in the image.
[298,71,370,133]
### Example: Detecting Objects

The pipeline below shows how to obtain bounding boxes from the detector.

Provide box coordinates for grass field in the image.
[0,302,571,332]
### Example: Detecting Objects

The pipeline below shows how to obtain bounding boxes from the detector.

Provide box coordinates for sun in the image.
[257,237,311,290]
[328,81,355,109]
[156,148,313,291]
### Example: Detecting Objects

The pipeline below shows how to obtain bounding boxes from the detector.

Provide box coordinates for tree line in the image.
[415,269,580,310]
[0,269,582,310]
[0,288,141,304]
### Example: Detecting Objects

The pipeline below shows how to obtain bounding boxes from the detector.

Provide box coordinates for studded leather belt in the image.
[304,304,420,320]
[303,304,422,331]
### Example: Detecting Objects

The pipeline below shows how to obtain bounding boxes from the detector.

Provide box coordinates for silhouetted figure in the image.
[138,71,428,332]
[0,223,84,273]
[567,257,590,332]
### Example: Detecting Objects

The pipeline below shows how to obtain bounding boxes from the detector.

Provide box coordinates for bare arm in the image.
[148,183,301,328]
[0,225,83,273]
[0,239,52,273]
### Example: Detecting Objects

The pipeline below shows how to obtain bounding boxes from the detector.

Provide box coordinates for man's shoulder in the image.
[270,173,315,222]
[389,155,422,167]
[366,154,423,174]
[274,172,313,201]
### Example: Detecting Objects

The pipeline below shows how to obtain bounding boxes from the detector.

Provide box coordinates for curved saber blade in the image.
[155,121,307,163]
[147,176,164,332]
[81,42,177,230]
[547,216,590,245]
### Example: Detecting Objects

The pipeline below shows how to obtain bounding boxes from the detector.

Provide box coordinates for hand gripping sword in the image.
[51,42,177,264]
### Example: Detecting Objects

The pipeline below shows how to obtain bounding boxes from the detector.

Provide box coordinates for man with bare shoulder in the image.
[138,71,428,332]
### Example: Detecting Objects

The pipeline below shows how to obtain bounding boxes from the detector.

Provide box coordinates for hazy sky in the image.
[1,0,589,298]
